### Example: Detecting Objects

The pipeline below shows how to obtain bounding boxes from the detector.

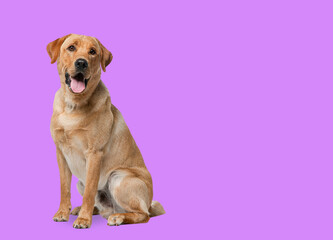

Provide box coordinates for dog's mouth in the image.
[65,72,90,94]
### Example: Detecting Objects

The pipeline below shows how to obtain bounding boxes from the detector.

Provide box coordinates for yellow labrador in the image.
[47,34,165,229]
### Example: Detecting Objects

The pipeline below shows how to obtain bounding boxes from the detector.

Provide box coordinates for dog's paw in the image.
[71,206,100,215]
[71,206,81,215]
[73,217,91,229]
[53,209,70,222]
[107,214,125,226]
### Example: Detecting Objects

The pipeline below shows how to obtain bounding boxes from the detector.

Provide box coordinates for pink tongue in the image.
[70,78,85,93]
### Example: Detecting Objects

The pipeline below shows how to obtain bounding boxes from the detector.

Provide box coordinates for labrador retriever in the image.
[47,34,165,229]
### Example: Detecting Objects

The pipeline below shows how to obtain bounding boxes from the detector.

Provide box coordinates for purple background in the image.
[0,0,332,239]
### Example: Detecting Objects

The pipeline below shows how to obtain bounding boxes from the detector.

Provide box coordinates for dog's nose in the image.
[75,58,88,70]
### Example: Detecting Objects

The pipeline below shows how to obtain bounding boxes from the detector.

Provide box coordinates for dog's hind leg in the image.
[106,169,152,226]
[71,206,100,215]
[95,189,114,219]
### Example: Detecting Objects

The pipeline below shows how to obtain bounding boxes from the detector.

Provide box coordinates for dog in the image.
[47,34,165,229]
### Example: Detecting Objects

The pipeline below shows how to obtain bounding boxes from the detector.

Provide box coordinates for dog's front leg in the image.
[73,150,102,229]
[53,147,72,222]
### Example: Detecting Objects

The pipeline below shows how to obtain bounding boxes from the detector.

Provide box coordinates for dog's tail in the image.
[148,200,165,217]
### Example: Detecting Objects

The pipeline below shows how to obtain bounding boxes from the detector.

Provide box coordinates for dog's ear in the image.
[47,34,72,64]
[96,38,113,72]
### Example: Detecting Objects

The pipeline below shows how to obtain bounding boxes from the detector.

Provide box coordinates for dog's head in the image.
[47,34,112,94]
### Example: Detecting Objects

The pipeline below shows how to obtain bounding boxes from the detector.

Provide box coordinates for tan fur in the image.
[47,34,164,229]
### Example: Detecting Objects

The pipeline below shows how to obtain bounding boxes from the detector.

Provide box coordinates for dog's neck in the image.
[60,78,106,111]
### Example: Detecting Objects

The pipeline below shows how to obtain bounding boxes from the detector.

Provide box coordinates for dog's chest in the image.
[53,112,89,182]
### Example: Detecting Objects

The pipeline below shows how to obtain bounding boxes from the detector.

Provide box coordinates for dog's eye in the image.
[89,49,96,55]
[67,45,76,51]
